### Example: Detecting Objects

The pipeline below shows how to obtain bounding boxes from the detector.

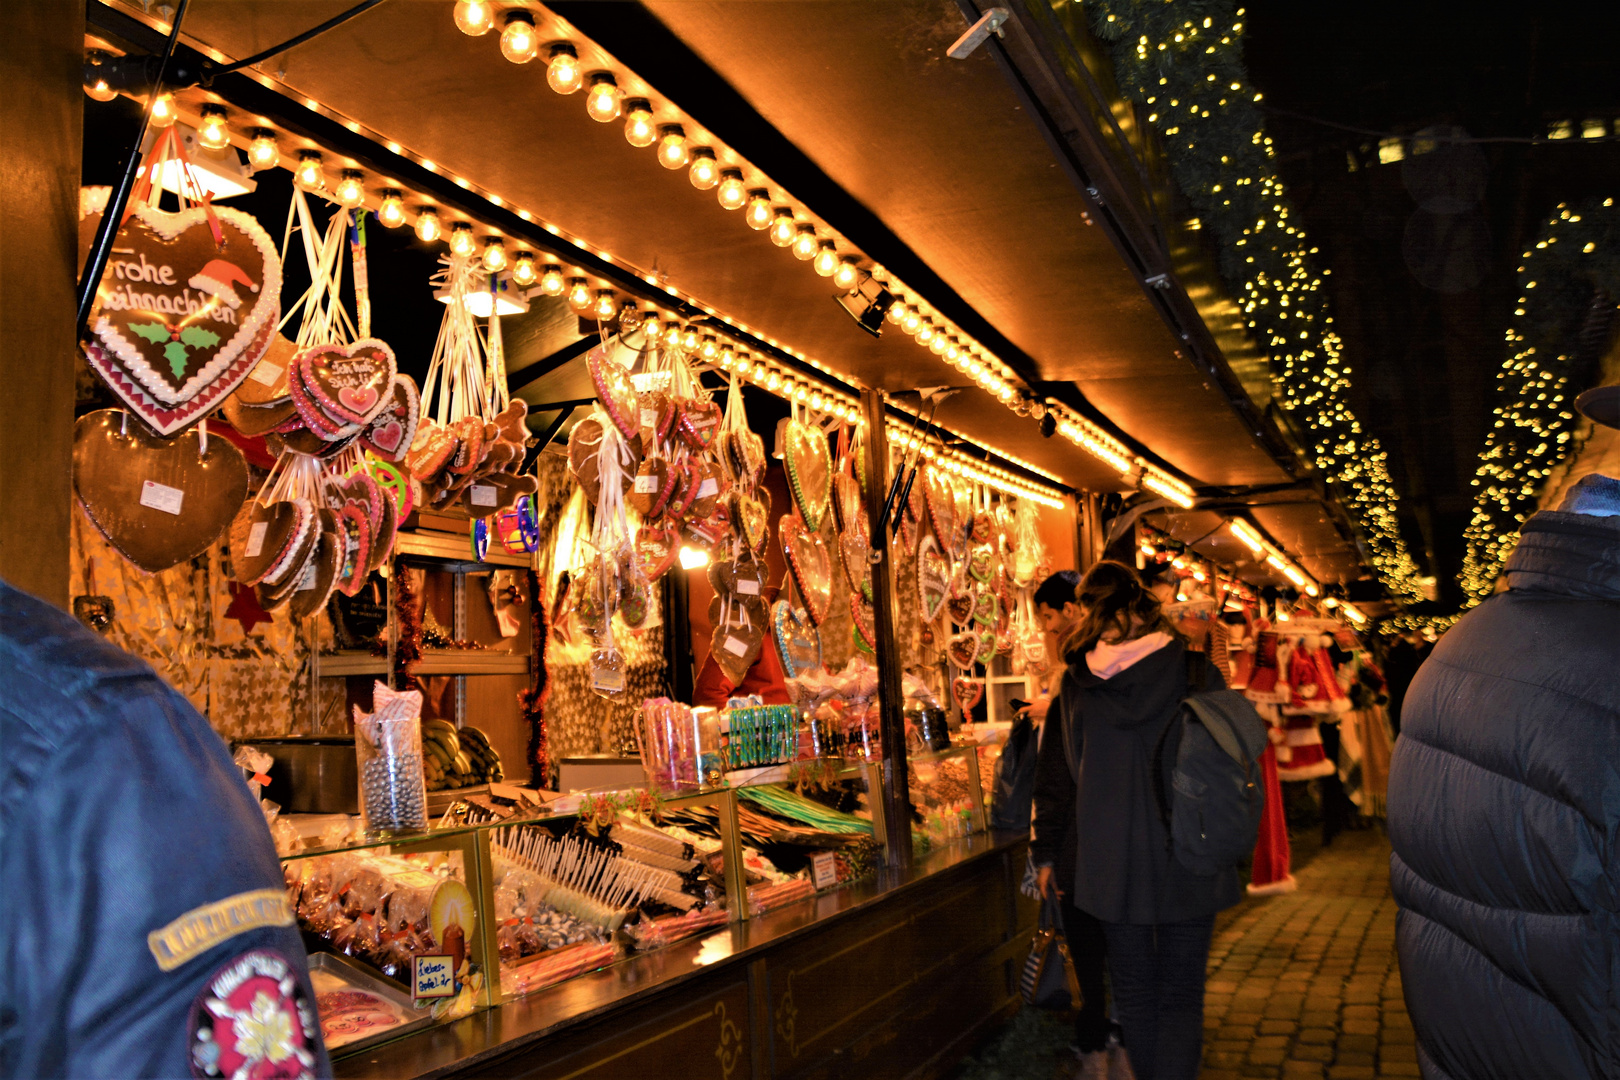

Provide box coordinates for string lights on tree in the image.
[1088,0,1426,605]
[1461,197,1620,602]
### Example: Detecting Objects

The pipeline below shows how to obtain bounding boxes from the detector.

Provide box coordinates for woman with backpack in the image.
[1031,560,1244,1080]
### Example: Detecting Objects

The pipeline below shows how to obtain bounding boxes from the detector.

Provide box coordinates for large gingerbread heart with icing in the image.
[588,346,641,443]
[635,520,680,581]
[676,399,723,451]
[708,591,766,686]
[784,421,831,533]
[298,340,396,427]
[780,513,833,627]
[773,599,822,677]
[72,410,249,573]
[360,374,420,464]
[79,189,283,436]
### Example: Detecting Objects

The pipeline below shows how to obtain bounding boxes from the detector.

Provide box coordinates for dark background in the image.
[1241,2,1620,608]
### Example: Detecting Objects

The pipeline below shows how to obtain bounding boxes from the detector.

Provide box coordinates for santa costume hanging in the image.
[1274,634,1339,781]
[1243,618,1296,893]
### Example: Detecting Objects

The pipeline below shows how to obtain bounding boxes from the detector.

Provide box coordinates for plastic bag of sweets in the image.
[353,681,429,833]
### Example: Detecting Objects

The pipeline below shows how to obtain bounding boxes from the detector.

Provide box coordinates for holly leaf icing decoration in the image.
[180,325,221,350]
[130,322,169,343]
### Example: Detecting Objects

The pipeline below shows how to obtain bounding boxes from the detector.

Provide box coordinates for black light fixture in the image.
[834,271,895,337]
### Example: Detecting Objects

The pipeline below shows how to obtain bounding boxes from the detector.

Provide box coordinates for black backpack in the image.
[1152,653,1270,876]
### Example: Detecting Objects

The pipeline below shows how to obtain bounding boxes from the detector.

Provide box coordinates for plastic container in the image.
[638,699,720,794]
[352,684,428,833]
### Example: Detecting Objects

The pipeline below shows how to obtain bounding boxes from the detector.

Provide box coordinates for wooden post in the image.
[0,0,83,607]
[859,389,912,870]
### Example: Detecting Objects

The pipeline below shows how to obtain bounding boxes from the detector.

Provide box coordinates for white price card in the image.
[634,474,660,493]
[412,955,456,1000]
[723,635,748,657]
[696,477,719,498]
[244,520,267,558]
[469,484,498,506]
[811,851,838,890]
[737,578,760,596]
[140,480,184,516]
[248,360,283,387]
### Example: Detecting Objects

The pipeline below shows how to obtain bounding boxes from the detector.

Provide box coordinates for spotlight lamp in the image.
[499,11,539,63]
[834,273,895,338]
[545,43,582,94]
[585,74,621,121]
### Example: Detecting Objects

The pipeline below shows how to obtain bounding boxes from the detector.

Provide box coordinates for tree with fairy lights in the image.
[1086,0,1426,605]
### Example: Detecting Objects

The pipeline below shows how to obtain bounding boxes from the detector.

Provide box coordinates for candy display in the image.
[352,683,429,833]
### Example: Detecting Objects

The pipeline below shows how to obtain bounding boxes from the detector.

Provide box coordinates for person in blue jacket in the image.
[1,578,331,1080]
[1387,382,1620,1080]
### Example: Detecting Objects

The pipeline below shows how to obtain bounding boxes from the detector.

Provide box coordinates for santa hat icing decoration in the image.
[189,258,259,310]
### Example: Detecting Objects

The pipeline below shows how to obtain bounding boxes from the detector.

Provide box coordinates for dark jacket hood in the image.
[1062,639,1185,730]
[1504,510,1620,603]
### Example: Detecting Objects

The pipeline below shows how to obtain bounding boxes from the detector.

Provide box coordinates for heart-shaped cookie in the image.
[924,467,956,552]
[710,556,770,605]
[298,339,396,427]
[951,481,974,547]
[708,591,766,685]
[728,427,767,491]
[686,458,724,520]
[733,489,770,554]
[780,513,833,627]
[72,410,250,573]
[946,575,974,625]
[784,421,831,533]
[971,510,994,546]
[229,496,314,586]
[687,499,732,550]
[79,191,283,436]
[588,346,640,443]
[287,510,342,620]
[840,529,872,598]
[952,677,984,711]
[664,457,702,522]
[976,629,998,665]
[676,398,723,451]
[334,504,374,597]
[773,599,822,677]
[567,415,633,505]
[947,630,978,670]
[221,386,296,437]
[830,471,862,535]
[968,544,994,584]
[917,535,950,622]
[233,332,296,408]
[360,374,420,463]
[972,585,997,627]
[629,457,673,518]
[635,521,680,581]
[285,354,360,441]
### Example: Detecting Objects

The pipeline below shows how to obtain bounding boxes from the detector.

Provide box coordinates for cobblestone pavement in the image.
[951,828,1413,1080]
[1202,828,1416,1079]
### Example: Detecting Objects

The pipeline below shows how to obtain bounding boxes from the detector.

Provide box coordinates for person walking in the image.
[1387,383,1620,1080]
[1033,561,1238,1080]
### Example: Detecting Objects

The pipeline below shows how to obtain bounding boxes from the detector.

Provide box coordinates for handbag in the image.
[1020,892,1083,1009]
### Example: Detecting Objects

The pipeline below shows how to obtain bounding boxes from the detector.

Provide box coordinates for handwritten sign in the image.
[412,954,456,1000]
[810,851,838,891]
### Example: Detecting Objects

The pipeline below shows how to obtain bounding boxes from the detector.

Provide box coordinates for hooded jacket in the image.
[1031,636,1240,925]
[1387,510,1620,1080]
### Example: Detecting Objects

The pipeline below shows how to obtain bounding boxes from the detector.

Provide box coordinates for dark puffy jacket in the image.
[1387,511,1620,1080]
[0,580,330,1079]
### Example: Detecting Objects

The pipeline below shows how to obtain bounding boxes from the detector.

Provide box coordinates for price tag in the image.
[244,521,268,558]
[140,480,184,516]
[696,477,718,498]
[634,474,659,493]
[811,851,838,890]
[592,667,626,692]
[469,484,498,507]
[723,635,748,657]
[294,558,318,592]
[412,955,456,1000]
[248,360,283,387]
[737,578,760,596]
[640,408,659,429]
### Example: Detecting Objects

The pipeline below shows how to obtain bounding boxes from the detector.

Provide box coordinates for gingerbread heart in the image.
[638,390,676,451]
[968,544,994,584]
[635,521,680,581]
[917,535,950,622]
[334,504,375,597]
[924,467,956,552]
[947,630,978,671]
[773,599,822,677]
[287,510,341,620]
[588,346,640,443]
[687,499,733,550]
[298,339,396,427]
[784,421,831,533]
[946,578,974,625]
[360,374,420,463]
[972,585,997,627]
[971,510,994,546]
[780,513,833,627]
[952,677,983,711]
[733,489,770,554]
[840,529,871,598]
[233,332,297,407]
[976,629,998,664]
[629,457,673,518]
[567,415,632,505]
[676,399,723,451]
[286,355,360,441]
[729,427,767,491]
[687,458,724,520]
[367,487,397,572]
[229,496,314,586]
[327,471,385,535]
[664,457,702,522]
[709,592,766,686]
[79,190,282,436]
[710,556,769,605]
[72,410,249,573]
[221,387,296,437]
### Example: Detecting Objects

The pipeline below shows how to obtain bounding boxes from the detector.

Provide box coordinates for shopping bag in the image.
[1020,892,1082,1009]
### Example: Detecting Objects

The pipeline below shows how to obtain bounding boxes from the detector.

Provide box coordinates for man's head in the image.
[1033,570,1083,637]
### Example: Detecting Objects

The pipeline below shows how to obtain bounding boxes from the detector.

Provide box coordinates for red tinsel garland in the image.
[518,567,552,789]
[390,561,422,691]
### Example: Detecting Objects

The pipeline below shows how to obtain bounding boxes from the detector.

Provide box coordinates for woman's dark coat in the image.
[1388,510,1620,1080]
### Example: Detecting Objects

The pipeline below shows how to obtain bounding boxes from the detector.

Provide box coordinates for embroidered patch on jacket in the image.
[148,888,295,972]
[189,949,319,1079]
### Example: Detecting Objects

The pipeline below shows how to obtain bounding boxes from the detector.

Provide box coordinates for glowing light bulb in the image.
[833,259,860,290]
[810,392,825,411]
[657,125,689,169]
[84,51,118,102]
[688,148,718,189]
[623,99,655,147]
[482,237,507,272]
[333,169,365,209]
[901,306,922,334]
[453,0,493,36]
[511,252,537,286]
[662,321,682,347]
[546,43,581,93]
[944,340,961,362]
[886,295,907,324]
[539,264,564,295]
[812,242,839,277]
[567,279,592,312]
[915,320,936,346]
[415,207,441,242]
[717,171,747,210]
[681,326,700,350]
[585,74,620,121]
[293,150,323,190]
[929,331,948,355]
[149,92,177,128]
[768,209,796,245]
[196,104,229,150]
[450,223,475,257]
[86,76,117,103]
[791,226,818,261]
[700,336,719,359]
[594,290,617,320]
[766,371,781,391]
[718,345,735,368]
[500,12,538,63]
[247,128,279,170]
[794,384,809,402]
